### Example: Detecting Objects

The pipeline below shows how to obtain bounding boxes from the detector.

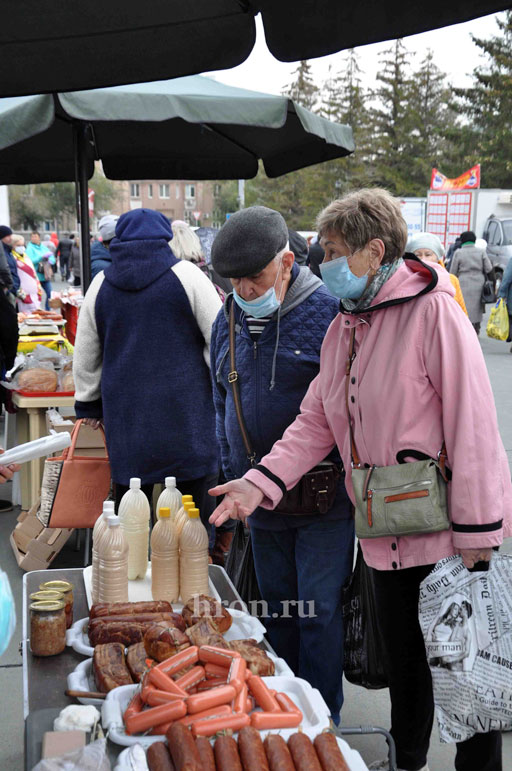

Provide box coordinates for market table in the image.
[22,565,249,770]
[12,392,76,510]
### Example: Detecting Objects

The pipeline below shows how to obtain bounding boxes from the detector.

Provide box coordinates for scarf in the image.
[341,257,404,313]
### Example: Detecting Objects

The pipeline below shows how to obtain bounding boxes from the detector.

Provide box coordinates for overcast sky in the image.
[208,12,504,96]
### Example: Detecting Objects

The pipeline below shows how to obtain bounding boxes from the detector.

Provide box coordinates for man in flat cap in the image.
[208,206,354,724]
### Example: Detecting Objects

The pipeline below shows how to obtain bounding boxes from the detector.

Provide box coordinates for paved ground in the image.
[0,309,511,770]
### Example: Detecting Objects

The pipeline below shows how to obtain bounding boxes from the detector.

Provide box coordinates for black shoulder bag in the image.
[228,303,340,515]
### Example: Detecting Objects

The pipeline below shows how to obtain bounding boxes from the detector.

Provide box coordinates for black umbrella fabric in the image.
[0,0,508,97]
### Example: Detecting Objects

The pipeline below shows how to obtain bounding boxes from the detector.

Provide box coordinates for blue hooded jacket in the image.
[210,264,352,530]
[75,209,218,485]
[91,240,112,279]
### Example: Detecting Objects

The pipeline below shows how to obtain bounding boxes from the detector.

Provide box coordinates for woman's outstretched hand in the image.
[460,548,493,569]
[208,478,264,526]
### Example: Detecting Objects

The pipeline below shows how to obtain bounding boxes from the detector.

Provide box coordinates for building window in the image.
[130,183,140,198]
[175,184,180,199]
[147,184,153,198]
[159,184,170,198]
[185,184,196,199]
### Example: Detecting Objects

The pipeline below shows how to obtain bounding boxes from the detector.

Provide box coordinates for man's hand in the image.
[460,548,493,569]
[0,449,20,484]
[82,419,102,430]
[208,478,264,527]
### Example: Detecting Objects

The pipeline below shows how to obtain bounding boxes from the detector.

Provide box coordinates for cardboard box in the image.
[46,411,106,450]
[10,499,74,572]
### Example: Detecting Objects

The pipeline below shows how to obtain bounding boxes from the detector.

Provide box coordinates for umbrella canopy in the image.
[0,76,354,183]
[1,0,508,97]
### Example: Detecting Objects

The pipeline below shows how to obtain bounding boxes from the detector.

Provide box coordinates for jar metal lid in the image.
[30,590,64,602]
[39,580,73,593]
[30,600,66,612]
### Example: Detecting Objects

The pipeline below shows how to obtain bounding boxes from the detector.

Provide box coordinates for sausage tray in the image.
[67,653,295,706]
[102,677,330,747]
[112,729,369,770]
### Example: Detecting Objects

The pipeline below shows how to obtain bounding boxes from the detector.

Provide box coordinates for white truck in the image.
[426,188,512,284]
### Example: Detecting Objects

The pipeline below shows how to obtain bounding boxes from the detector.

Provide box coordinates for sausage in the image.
[238,725,270,771]
[166,723,202,770]
[195,736,216,771]
[205,662,228,679]
[148,667,188,697]
[145,689,186,707]
[156,646,199,676]
[214,735,243,771]
[264,734,295,771]
[275,693,303,720]
[187,684,237,714]
[177,705,232,728]
[196,678,228,691]
[89,612,184,628]
[124,698,187,735]
[90,601,173,619]
[245,697,254,713]
[251,711,302,730]
[199,645,241,666]
[313,732,350,771]
[247,676,280,713]
[147,741,176,771]
[123,691,143,722]
[227,657,247,694]
[233,683,248,713]
[288,733,323,771]
[174,665,206,691]
[192,712,250,737]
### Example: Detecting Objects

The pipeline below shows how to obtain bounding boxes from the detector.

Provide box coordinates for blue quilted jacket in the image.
[210,263,352,530]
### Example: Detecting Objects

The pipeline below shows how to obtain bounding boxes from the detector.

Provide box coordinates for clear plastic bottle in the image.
[175,500,195,537]
[179,507,209,601]
[118,478,150,580]
[151,507,180,602]
[97,515,129,603]
[156,477,182,521]
[91,500,115,604]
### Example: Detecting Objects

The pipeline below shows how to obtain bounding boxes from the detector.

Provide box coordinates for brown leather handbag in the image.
[228,303,340,515]
[38,419,112,528]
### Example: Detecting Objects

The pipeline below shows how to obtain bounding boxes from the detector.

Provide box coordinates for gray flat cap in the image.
[211,206,288,278]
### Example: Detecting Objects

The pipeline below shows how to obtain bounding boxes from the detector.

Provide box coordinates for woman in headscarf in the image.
[407,232,467,315]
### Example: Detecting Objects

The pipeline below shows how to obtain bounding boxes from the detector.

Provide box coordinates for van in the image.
[482,215,512,291]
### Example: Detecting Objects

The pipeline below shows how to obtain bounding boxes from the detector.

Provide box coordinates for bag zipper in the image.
[384,490,430,504]
[367,489,373,527]
[371,479,432,493]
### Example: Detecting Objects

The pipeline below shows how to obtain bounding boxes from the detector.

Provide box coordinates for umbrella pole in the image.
[73,122,92,292]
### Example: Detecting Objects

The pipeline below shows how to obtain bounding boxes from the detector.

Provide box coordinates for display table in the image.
[22,565,249,769]
[17,334,74,355]
[13,392,76,510]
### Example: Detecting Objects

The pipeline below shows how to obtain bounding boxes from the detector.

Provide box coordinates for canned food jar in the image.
[39,580,74,628]
[29,590,64,604]
[30,600,66,656]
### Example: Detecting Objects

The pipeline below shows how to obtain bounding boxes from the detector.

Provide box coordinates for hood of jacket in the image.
[91,240,111,264]
[340,254,454,315]
[104,208,178,291]
[222,263,324,321]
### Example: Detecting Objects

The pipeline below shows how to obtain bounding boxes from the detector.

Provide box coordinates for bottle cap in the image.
[183,501,194,511]
[130,478,141,489]
[159,507,171,518]
[104,501,115,510]
[182,495,193,503]
[107,515,120,527]
[188,507,200,519]
[165,477,176,488]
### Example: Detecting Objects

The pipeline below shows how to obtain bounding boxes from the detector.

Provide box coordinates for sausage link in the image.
[264,734,295,771]
[238,725,270,771]
[192,712,250,738]
[288,733,323,771]
[146,741,176,771]
[166,723,202,770]
[247,676,280,712]
[195,736,216,771]
[214,735,243,771]
[313,733,350,771]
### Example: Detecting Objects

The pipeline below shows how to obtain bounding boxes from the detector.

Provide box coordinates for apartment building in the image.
[110,179,215,227]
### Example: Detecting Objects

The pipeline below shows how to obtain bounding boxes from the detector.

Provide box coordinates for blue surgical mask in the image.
[0,570,16,657]
[233,257,284,318]
[320,252,369,300]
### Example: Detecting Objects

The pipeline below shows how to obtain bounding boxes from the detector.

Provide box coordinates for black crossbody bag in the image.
[228,303,340,515]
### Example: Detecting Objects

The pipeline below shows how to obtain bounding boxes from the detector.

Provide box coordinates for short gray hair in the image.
[316,188,408,264]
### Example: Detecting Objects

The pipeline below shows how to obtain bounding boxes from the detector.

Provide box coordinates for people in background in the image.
[449,231,492,335]
[0,226,20,305]
[42,233,57,258]
[26,231,54,310]
[11,234,42,312]
[91,215,118,279]
[56,233,74,280]
[407,232,468,315]
[171,219,227,300]
[497,256,512,353]
[69,236,81,287]
[287,228,308,266]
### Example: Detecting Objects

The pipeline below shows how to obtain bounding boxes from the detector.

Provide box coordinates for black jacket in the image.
[57,237,74,260]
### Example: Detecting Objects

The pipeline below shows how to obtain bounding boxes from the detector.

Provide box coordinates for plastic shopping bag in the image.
[342,545,388,689]
[0,569,16,657]
[419,554,512,743]
[31,738,110,771]
[225,521,261,609]
[486,298,509,340]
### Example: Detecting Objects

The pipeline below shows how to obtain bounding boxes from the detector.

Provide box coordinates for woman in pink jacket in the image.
[210,189,511,771]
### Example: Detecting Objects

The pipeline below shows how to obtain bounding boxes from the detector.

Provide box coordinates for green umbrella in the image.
[0,76,353,287]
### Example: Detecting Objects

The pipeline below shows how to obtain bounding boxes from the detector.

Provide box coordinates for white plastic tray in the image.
[68,652,294,707]
[114,744,149,771]
[113,737,369,771]
[102,676,330,748]
[66,607,266,658]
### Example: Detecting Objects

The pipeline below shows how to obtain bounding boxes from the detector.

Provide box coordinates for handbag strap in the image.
[229,302,256,467]
[66,418,109,461]
[345,327,362,469]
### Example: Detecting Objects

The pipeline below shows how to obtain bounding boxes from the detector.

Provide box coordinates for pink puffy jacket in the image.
[246,258,512,571]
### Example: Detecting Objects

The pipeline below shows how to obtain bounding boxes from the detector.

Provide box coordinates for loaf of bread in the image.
[59,371,75,391]
[18,368,58,392]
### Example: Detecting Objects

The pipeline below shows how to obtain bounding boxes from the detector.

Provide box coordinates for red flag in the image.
[430,165,480,191]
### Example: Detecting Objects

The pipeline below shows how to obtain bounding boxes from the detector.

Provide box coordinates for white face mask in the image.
[16,245,25,254]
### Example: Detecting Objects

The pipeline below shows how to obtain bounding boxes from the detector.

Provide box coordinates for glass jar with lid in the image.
[29,590,64,604]
[30,600,66,656]
[39,580,74,628]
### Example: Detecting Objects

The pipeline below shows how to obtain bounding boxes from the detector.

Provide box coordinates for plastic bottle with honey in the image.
[91,500,115,604]
[97,515,129,603]
[175,497,195,537]
[151,507,180,602]
[156,477,182,521]
[179,507,209,601]
[118,478,150,580]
